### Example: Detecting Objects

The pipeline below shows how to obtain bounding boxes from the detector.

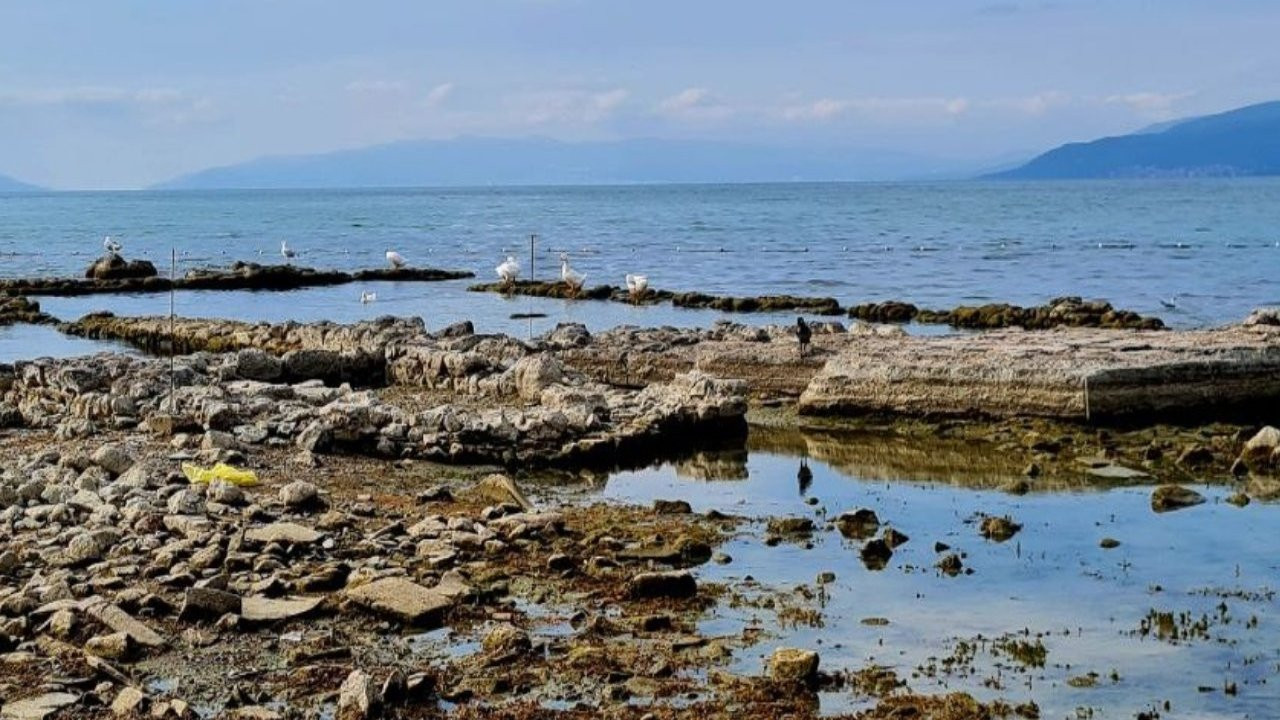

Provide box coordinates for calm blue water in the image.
[2,180,1279,354]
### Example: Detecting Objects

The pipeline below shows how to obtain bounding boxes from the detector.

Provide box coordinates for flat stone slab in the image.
[242,595,325,622]
[244,522,322,545]
[1,692,79,720]
[343,577,458,627]
[1086,464,1151,480]
[80,598,166,648]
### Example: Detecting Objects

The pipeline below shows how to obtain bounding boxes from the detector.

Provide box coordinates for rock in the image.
[166,489,206,515]
[1150,484,1206,512]
[1099,537,1120,549]
[627,570,697,600]
[84,632,132,661]
[834,509,879,540]
[91,444,134,475]
[1087,463,1149,480]
[1002,478,1031,494]
[937,553,964,576]
[1226,492,1251,507]
[344,577,463,627]
[1176,445,1215,469]
[206,479,245,505]
[279,480,320,509]
[241,595,324,623]
[979,515,1022,542]
[0,692,80,720]
[881,527,909,549]
[48,609,77,638]
[860,539,893,570]
[1230,457,1250,477]
[64,531,113,566]
[1243,307,1280,326]
[244,522,322,545]
[434,320,474,338]
[1243,426,1280,470]
[768,647,819,685]
[337,670,378,720]
[81,598,167,648]
[178,587,242,622]
[234,349,283,382]
[281,349,341,382]
[653,499,692,515]
[463,474,532,512]
[766,516,815,536]
[510,354,565,400]
[110,687,148,716]
[482,623,532,656]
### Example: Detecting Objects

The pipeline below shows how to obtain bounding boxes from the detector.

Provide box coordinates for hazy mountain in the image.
[152,137,987,190]
[990,101,1280,179]
[0,172,42,192]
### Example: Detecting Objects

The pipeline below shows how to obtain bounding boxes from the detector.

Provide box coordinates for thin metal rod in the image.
[169,248,176,406]
[529,233,536,283]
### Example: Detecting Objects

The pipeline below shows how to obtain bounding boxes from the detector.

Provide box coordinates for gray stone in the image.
[167,489,206,516]
[343,576,463,627]
[110,687,148,716]
[279,480,319,509]
[337,669,377,720]
[84,632,131,660]
[627,570,697,599]
[1151,484,1206,512]
[206,479,245,505]
[768,647,819,684]
[244,522,322,545]
[0,692,80,720]
[179,587,242,621]
[235,349,283,382]
[91,444,134,476]
[81,598,166,648]
[241,595,324,623]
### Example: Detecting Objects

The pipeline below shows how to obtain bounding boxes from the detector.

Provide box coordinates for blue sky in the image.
[2,0,1278,189]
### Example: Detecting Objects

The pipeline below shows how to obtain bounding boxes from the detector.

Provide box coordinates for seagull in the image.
[625,273,649,301]
[281,240,297,261]
[560,252,585,294]
[103,235,122,255]
[496,255,520,286]
[1159,296,1178,310]
[360,291,377,304]
[386,250,406,269]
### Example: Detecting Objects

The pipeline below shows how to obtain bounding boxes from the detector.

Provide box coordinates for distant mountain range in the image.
[990,101,1280,179]
[152,137,987,190]
[0,173,42,192]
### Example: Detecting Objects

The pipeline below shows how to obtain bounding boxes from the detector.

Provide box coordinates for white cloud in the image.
[424,82,455,107]
[0,86,197,108]
[656,87,733,121]
[1003,90,1072,115]
[781,95,970,122]
[1104,91,1193,118]
[513,87,630,125]
[344,79,408,95]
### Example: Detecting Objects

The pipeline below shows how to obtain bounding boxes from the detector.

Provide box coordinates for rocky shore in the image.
[1,307,1279,719]
[0,261,473,298]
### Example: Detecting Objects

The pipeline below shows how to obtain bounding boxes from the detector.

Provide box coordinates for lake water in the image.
[597,428,1280,718]
[2,180,1279,358]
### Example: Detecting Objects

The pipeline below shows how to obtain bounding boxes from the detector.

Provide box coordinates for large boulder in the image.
[85,253,158,280]
[235,349,283,382]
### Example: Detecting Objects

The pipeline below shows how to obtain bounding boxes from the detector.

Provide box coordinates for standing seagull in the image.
[386,250,406,269]
[796,317,812,359]
[560,252,585,296]
[496,255,521,286]
[103,235,123,255]
[280,240,297,262]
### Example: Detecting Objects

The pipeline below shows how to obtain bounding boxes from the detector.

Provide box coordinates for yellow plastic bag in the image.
[182,462,259,487]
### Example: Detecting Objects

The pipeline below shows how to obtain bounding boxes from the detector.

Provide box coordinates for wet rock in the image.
[627,570,697,600]
[1243,308,1280,326]
[882,527,910,549]
[937,554,964,576]
[1176,445,1215,469]
[482,623,532,657]
[860,539,893,570]
[1099,538,1120,549]
[1226,491,1251,507]
[343,577,462,627]
[86,253,157,280]
[979,515,1022,542]
[1022,462,1041,478]
[1243,426,1280,470]
[1230,457,1249,477]
[653,499,692,515]
[835,509,880,540]
[768,647,820,685]
[1002,478,1032,495]
[178,587,242,622]
[337,670,378,720]
[279,480,320,510]
[84,632,131,661]
[1151,484,1206,512]
[766,516,815,536]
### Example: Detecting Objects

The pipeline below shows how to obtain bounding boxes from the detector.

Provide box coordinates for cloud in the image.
[344,79,407,95]
[781,96,970,122]
[513,87,630,125]
[656,87,733,121]
[996,90,1072,115]
[424,82,455,107]
[0,86,197,108]
[1104,91,1194,118]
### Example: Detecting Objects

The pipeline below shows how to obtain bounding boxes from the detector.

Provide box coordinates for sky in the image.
[2,0,1279,189]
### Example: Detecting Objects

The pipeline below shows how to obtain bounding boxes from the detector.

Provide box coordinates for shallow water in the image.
[0,323,137,363]
[5,180,1280,335]
[601,430,1280,718]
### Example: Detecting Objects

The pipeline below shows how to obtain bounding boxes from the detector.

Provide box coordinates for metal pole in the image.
[169,248,176,406]
[529,233,536,283]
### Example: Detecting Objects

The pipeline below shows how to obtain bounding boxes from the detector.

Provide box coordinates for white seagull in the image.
[103,235,122,255]
[625,273,649,300]
[281,240,297,261]
[560,252,585,293]
[360,291,377,304]
[496,255,520,285]
[386,250,406,269]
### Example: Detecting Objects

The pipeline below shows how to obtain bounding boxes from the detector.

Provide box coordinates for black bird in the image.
[796,317,812,359]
